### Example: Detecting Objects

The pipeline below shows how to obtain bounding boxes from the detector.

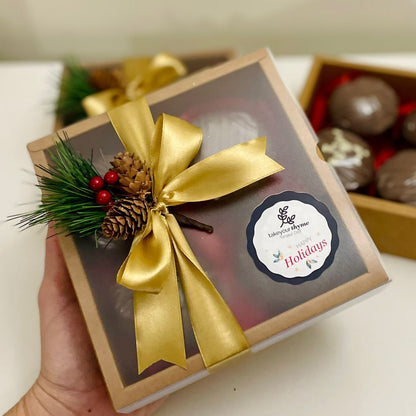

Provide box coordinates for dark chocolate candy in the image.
[402,110,416,146]
[317,128,374,191]
[376,149,416,206]
[328,76,399,136]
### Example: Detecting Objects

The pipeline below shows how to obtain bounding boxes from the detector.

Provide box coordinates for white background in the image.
[2,0,416,60]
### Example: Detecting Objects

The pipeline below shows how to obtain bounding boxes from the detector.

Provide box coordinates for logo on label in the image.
[246,191,339,284]
[277,205,296,228]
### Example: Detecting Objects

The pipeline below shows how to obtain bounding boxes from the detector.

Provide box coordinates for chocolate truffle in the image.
[317,128,374,191]
[376,149,416,205]
[328,76,399,136]
[402,110,416,146]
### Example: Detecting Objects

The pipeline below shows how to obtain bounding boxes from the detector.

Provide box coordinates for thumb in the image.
[38,226,75,321]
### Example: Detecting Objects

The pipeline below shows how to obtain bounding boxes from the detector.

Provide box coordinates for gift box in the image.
[27,49,389,412]
[55,49,235,129]
[299,56,416,260]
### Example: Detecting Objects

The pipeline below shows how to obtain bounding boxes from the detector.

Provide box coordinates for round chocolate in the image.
[317,128,374,191]
[376,149,416,205]
[402,110,416,146]
[328,76,399,136]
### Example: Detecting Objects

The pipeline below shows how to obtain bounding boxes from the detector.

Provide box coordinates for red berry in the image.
[96,190,112,205]
[89,176,104,191]
[104,170,119,184]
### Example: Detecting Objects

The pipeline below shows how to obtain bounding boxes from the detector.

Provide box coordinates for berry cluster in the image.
[88,171,119,208]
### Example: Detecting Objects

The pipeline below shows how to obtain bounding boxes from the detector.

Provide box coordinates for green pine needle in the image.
[55,60,98,126]
[9,132,113,238]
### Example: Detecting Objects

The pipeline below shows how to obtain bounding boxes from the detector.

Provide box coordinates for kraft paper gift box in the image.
[55,49,235,129]
[299,56,416,260]
[27,49,389,412]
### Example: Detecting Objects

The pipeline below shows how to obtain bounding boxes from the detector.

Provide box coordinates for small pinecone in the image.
[111,152,152,195]
[102,196,149,240]
[89,68,124,91]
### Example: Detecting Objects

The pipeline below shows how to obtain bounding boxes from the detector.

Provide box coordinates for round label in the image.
[247,192,339,284]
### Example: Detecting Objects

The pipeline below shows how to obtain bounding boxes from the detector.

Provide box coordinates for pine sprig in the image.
[55,60,98,125]
[9,133,111,237]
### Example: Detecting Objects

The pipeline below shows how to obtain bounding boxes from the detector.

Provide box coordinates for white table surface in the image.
[1,54,415,416]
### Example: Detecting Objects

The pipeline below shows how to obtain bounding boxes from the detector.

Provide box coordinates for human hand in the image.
[6,228,165,416]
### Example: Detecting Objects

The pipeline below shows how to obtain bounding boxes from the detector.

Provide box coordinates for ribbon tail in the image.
[133,262,187,373]
[167,214,249,368]
[117,212,187,373]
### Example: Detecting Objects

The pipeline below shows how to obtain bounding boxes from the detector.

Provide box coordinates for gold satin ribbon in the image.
[83,53,187,116]
[108,98,284,373]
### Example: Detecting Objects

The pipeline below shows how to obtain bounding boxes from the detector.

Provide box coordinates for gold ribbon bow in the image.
[108,98,284,373]
[83,53,187,116]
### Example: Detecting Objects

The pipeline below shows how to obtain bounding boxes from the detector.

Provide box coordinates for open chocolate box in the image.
[299,56,416,260]
[28,49,389,412]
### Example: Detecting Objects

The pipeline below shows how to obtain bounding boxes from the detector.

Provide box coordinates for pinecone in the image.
[89,68,124,91]
[111,152,152,195]
[102,196,150,240]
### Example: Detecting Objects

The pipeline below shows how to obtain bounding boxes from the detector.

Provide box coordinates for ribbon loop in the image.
[82,89,128,117]
[152,114,203,196]
[161,136,283,206]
